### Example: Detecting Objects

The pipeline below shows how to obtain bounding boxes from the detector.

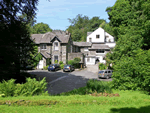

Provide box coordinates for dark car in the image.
[98,69,113,79]
[48,64,61,71]
[63,65,75,72]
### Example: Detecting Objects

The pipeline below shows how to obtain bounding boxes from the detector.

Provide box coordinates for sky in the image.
[35,0,117,31]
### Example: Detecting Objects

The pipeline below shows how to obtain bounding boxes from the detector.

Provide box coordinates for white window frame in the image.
[84,47,88,51]
[89,38,92,42]
[54,55,59,63]
[41,44,47,50]
[54,42,58,50]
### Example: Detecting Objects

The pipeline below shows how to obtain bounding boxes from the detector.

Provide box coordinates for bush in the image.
[54,60,58,64]
[68,57,81,68]
[0,77,48,97]
[59,61,63,65]
[68,60,75,66]
[86,79,112,94]
[60,64,64,69]
[111,49,150,93]
[43,65,49,70]
[99,63,107,70]
[0,79,16,97]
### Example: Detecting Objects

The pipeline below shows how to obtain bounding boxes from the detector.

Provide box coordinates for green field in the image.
[0,90,150,113]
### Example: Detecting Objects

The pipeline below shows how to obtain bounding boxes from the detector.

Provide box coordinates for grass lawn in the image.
[0,90,150,113]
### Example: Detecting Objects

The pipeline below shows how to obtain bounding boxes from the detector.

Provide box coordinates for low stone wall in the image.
[68,52,84,63]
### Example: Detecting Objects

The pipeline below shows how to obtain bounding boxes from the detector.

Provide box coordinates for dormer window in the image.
[54,42,58,50]
[89,38,92,42]
[41,44,46,50]
[96,35,100,38]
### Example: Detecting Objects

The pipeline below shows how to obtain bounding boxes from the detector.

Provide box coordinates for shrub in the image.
[111,49,150,93]
[54,60,58,64]
[43,65,49,70]
[0,79,16,97]
[86,79,112,94]
[68,60,75,66]
[60,64,64,69]
[59,61,63,65]
[99,63,107,70]
[0,77,48,97]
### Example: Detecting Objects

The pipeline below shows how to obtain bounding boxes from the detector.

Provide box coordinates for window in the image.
[96,35,100,38]
[54,42,58,50]
[108,71,111,73]
[89,38,92,42]
[87,58,90,62]
[96,49,104,53]
[41,44,46,50]
[84,47,88,51]
[54,55,58,63]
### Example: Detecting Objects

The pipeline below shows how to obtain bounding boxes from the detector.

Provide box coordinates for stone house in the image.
[31,30,84,69]
[31,27,115,69]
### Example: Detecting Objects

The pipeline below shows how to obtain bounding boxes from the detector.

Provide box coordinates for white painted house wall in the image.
[87,27,105,43]
[85,27,115,66]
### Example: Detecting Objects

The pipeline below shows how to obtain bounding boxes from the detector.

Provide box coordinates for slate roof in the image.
[73,42,92,47]
[87,32,93,36]
[89,44,110,49]
[40,51,51,58]
[31,31,70,44]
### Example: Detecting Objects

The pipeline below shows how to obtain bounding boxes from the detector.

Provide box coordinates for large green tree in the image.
[106,0,150,92]
[0,0,41,82]
[32,22,52,34]
[67,14,106,42]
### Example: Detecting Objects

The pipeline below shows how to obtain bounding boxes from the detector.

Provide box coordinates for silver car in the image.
[98,69,113,79]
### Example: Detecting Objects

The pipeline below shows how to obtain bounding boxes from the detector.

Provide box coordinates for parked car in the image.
[98,69,113,79]
[48,64,61,71]
[63,65,75,72]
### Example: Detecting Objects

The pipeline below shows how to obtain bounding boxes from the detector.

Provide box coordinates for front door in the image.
[95,58,99,64]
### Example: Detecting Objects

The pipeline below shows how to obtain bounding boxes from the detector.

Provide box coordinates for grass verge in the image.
[0,90,150,113]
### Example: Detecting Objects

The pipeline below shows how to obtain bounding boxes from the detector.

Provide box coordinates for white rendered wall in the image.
[105,43,116,48]
[85,57,95,65]
[87,28,105,43]
[105,32,115,42]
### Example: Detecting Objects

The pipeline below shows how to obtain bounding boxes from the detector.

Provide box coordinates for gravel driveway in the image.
[27,69,112,95]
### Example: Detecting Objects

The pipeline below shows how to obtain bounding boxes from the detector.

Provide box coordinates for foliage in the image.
[68,60,75,66]
[31,53,43,68]
[54,60,58,64]
[68,57,81,68]
[59,61,63,65]
[86,80,112,94]
[0,77,48,97]
[60,64,65,69]
[106,0,150,93]
[99,63,107,70]
[56,80,112,96]
[31,22,52,34]
[46,58,51,66]
[0,0,39,81]
[67,14,106,41]
[43,65,49,70]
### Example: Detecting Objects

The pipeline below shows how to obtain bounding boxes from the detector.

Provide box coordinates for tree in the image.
[32,22,52,34]
[67,14,107,42]
[0,0,40,82]
[106,0,150,93]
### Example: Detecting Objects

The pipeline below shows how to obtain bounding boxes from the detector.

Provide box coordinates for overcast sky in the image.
[35,0,116,30]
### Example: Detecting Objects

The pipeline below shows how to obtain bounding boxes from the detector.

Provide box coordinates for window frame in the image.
[41,44,47,50]
[54,55,59,63]
[89,38,92,42]
[54,42,58,50]
[96,35,100,38]
[96,49,105,53]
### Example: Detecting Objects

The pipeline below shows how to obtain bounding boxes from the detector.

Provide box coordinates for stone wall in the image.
[61,45,66,64]
[89,50,96,56]
[68,52,84,63]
